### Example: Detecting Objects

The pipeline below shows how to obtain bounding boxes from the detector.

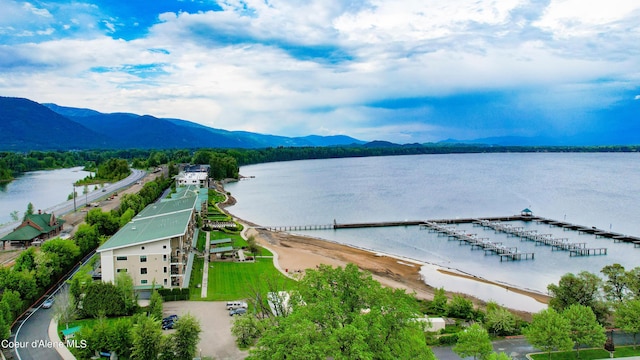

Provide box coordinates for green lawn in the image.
[192,258,297,301]
[196,230,207,252]
[530,346,640,360]
[189,256,204,299]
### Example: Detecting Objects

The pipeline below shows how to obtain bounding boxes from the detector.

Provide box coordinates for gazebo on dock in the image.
[520,208,533,217]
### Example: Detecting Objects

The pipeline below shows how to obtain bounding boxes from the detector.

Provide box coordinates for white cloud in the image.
[2,0,640,142]
[635,95,640,100]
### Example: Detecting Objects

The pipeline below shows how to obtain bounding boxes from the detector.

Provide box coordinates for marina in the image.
[263,212,639,261]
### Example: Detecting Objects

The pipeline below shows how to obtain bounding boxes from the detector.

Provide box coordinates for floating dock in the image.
[475,220,607,257]
[264,213,638,258]
[420,221,534,261]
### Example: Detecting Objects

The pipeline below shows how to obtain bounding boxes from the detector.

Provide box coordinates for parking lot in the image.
[163,301,248,360]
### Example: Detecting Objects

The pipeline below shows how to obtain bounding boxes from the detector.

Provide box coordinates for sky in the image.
[1,0,639,144]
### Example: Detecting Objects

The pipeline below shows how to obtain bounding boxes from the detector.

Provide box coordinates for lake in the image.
[0,167,91,226]
[224,152,640,311]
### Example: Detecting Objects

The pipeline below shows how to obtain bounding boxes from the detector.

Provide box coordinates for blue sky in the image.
[1,0,639,144]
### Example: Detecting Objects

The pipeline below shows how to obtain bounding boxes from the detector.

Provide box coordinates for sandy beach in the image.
[218,189,549,320]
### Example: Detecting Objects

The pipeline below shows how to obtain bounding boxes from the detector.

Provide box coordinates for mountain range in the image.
[0,97,365,151]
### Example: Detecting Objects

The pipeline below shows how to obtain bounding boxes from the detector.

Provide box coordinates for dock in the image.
[476,220,607,257]
[263,213,638,258]
[421,221,534,261]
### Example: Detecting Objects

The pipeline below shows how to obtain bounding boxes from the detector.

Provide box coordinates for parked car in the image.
[226,301,248,310]
[162,314,178,323]
[229,308,247,316]
[42,297,54,309]
[162,320,175,330]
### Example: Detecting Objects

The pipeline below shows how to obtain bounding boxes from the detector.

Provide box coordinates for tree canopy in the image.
[247,263,435,360]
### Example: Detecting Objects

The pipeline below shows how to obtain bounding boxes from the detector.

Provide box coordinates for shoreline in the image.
[219,185,548,318]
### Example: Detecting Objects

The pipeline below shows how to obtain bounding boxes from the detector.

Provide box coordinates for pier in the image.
[420,222,534,261]
[476,220,607,257]
[264,213,638,258]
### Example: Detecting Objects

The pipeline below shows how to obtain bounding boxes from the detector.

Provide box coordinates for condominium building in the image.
[97,194,198,290]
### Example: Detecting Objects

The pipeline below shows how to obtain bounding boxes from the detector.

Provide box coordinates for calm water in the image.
[0,167,90,225]
[225,153,640,311]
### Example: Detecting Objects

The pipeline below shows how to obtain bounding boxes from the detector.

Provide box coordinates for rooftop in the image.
[98,208,193,252]
[136,194,197,220]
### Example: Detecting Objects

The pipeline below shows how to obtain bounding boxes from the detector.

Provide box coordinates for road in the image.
[0,169,146,238]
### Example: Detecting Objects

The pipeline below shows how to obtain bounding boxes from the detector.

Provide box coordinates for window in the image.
[116,268,127,273]
[164,279,167,285]
[164,267,167,273]
[141,246,145,250]
[140,255,147,263]
[163,254,167,261]
[163,245,167,249]
[141,280,148,284]
[141,268,147,275]
[116,256,127,261]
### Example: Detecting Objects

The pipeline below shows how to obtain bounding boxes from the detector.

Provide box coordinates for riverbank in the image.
[219,189,548,320]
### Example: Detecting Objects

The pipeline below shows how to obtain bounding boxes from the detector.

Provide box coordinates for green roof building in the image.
[1,212,65,249]
[97,194,197,290]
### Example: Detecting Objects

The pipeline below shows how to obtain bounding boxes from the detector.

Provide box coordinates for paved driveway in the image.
[163,301,248,360]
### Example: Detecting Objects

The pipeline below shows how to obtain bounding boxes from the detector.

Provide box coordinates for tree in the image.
[548,271,609,323]
[248,264,435,360]
[601,264,628,303]
[626,267,640,300]
[115,272,137,315]
[170,313,202,360]
[563,304,606,357]
[82,282,126,318]
[130,315,162,360]
[40,237,81,274]
[53,288,77,329]
[524,308,573,359]
[453,323,493,360]
[23,202,34,220]
[486,353,511,360]
[447,295,474,320]
[614,299,640,349]
[149,289,163,320]
[13,247,37,272]
[232,313,265,347]
[484,306,518,336]
[86,208,120,236]
[74,223,99,255]
[430,287,448,316]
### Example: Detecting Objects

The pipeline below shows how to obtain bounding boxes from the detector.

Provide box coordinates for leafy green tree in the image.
[13,247,37,272]
[149,289,163,320]
[248,264,434,360]
[447,295,474,320]
[430,287,448,316]
[232,314,265,347]
[0,309,10,340]
[453,323,493,360]
[547,271,609,323]
[86,208,120,236]
[40,237,81,274]
[23,202,34,220]
[131,315,162,360]
[0,290,23,321]
[486,352,511,360]
[484,306,518,336]
[119,208,135,227]
[74,223,99,255]
[614,299,640,349]
[171,313,202,360]
[524,308,573,359]
[108,317,133,359]
[601,264,629,303]
[626,267,640,300]
[563,304,606,357]
[82,282,126,318]
[115,272,137,315]
[52,289,77,329]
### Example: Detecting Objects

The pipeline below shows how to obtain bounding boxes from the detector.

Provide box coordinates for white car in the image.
[42,297,54,309]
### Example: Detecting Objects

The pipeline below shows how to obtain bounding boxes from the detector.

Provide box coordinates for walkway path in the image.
[201,231,210,298]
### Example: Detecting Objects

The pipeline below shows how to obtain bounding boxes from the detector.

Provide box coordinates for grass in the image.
[192,258,297,301]
[196,230,207,252]
[530,346,640,360]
